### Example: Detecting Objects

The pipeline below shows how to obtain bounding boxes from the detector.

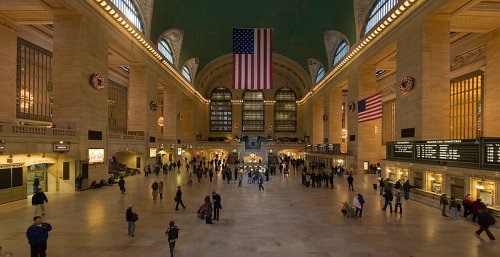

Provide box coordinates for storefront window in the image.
[450,178,465,199]
[428,173,442,194]
[397,168,409,182]
[473,179,495,206]
[413,171,423,189]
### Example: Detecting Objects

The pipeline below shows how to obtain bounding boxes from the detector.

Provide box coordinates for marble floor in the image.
[0,170,498,257]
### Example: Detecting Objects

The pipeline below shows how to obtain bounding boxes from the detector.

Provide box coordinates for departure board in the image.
[484,139,500,164]
[414,140,479,163]
[393,142,414,158]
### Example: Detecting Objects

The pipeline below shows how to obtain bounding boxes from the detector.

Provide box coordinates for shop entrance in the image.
[27,163,51,195]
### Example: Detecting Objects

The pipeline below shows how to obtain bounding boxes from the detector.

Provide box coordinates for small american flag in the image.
[233,28,272,90]
[358,93,382,123]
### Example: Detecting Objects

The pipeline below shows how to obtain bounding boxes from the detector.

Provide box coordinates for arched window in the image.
[275,88,297,132]
[333,41,349,66]
[110,0,144,33]
[364,0,399,36]
[158,39,174,64]
[243,91,264,132]
[210,88,232,132]
[182,65,192,82]
[315,67,325,84]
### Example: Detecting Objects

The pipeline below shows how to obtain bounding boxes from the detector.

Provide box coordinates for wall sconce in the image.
[27,153,31,157]
[42,153,45,158]
[8,154,13,158]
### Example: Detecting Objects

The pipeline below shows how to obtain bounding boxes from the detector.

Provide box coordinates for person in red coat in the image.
[472,199,486,223]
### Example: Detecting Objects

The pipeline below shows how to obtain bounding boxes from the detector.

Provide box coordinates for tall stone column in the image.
[311,96,324,144]
[265,102,274,138]
[128,65,157,136]
[323,96,330,142]
[232,101,242,138]
[328,87,343,145]
[0,25,17,123]
[396,15,450,140]
[484,27,500,137]
[181,97,195,142]
[348,64,384,172]
[52,13,109,183]
[163,86,178,141]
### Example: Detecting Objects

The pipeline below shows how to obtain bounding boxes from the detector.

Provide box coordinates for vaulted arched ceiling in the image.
[150,0,356,74]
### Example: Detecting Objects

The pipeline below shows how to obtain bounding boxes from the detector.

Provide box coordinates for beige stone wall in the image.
[484,28,500,137]
[311,96,324,144]
[328,87,343,144]
[0,25,17,123]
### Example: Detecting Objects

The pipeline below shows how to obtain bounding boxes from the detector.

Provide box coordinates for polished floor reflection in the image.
[0,170,498,257]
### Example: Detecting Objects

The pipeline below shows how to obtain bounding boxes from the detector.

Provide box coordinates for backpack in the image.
[487,213,496,226]
[166,226,179,240]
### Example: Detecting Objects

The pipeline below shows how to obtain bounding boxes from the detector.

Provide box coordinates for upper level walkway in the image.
[0,168,498,257]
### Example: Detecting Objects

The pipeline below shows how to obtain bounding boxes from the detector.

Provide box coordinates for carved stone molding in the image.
[450,46,486,71]
[184,57,199,82]
[381,83,397,98]
[353,0,375,40]
[135,0,154,35]
[158,29,184,68]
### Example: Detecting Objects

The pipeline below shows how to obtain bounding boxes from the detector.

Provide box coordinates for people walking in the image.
[32,188,48,216]
[347,174,354,191]
[394,191,403,214]
[159,181,164,200]
[379,179,385,196]
[472,199,486,222]
[26,216,52,257]
[449,196,460,220]
[125,205,138,237]
[204,196,213,224]
[175,186,186,211]
[212,191,222,221]
[382,189,393,214]
[118,176,126,194]
[165,220,180,257]
[475,208,496,240]
[258,174,264,191]
[151,181,159,200]
[440,194,449,217]
[33,176,40,194]
[238,174,243,188]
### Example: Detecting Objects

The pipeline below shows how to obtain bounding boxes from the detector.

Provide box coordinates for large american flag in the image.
[358,93,382,123]
[233,28,272,90]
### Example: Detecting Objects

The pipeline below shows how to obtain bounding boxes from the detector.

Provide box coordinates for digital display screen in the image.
[484,139,500,164]
[414,140,479,163]
[393,142,413,158]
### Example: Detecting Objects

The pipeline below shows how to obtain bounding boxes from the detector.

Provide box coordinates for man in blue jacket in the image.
[26,216,52,257]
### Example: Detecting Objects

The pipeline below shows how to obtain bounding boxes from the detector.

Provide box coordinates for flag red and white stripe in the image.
[233,28,272,90]
[358,93,382,123]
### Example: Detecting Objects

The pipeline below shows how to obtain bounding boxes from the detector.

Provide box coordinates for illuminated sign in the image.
[88,148,105,164]
[53,144,70,152]
[149,147,157,158]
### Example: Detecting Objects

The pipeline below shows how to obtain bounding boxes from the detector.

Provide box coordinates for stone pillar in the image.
[0,25,17,123]
[328,87,343,145]
[129,65,157,135]
[311,96,324,144]
[348,64,385,172]
[483,27,500,137]
[181,97,194,142]
[232,102,242,138]
[323,96,330,142]
[265,102,274,138]
[396,15,450,140]
[163,86,178,141]
[297,102,311,142]
[52,14,109,184]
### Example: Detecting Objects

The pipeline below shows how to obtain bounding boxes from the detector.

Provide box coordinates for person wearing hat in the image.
[26,216,52,257]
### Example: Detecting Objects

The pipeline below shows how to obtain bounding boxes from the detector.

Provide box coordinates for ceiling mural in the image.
[150,0,356,74]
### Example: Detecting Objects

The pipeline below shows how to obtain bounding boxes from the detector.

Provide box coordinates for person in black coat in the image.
[382,189,394,213]
[475,208,496,240]
[347,174,354,191]
[175,186,186,211]
[125,205,138,237]
[32,188,48,216]
[212,191,222,221]
[118,177,126,194]
[26,216,52,257]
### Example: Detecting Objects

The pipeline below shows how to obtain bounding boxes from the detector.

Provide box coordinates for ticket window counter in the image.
[450,178,465,200]
[428,173,443,194]
[27,164,50,195]
[473,179,495,207]
[396,168,409,182]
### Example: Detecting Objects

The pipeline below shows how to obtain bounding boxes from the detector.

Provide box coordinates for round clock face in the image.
[348,102,356,113]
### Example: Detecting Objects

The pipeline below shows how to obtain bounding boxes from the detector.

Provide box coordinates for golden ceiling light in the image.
[395,9,402,15]
[387,17,393,22]
[104,5,111,11]
[99,1,107,7]
[404,1,411,6]
[384,20,390,26]
[399,5,406,11]
[391,13,397,19]
[109,9,116,15]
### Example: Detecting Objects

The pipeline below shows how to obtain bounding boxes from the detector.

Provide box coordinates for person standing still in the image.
[347,174,354,191]
[32,188,48,216]
[204,196,213,224]
[118,176,126,194]
[449,196,460,220]
[440,194,449,217]
[158,181,164,200]
[212,191,222,221]
[165,221,180,257]
[238,174,243,188]
[258,174,264,191]
[403,180,411,200]
[125,205,138,237]
[175,186,186,211]
[382,189,393,214]
[33,176,40,194]
[26,216,52,257]
[394,191,403,214]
